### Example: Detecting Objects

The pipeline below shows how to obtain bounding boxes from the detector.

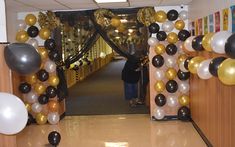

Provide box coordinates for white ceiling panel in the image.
[6,0,39,12]
[98,2,129,8]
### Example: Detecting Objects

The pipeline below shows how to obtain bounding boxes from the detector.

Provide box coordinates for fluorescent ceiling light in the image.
[95,0,127,3]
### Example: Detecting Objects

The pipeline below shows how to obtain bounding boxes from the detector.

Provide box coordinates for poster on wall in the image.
[203,16,208,34]
[231,5,235,33]
[215,11,220,32]
[191,22,195,36]
[209,14,214,32]
[198,18,203,35]
[195,20,199,35]
[223,8,229,31]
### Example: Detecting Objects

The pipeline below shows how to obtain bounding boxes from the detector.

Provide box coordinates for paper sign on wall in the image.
[0,0,7,42]
[198,18,203,35]
[215,11,220,32]
[204,16,208,34]
[223,8,229,31]
[231,5,235,33]
[209,14,214,32]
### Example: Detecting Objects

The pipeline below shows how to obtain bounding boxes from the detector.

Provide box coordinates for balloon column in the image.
[140,8,191,121]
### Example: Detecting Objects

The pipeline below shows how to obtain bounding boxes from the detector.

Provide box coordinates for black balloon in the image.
[37,69,49,82]
[44,39,56,51]
[38,94,49,104]
[149,23,160,34]
[27,26,39,38]
[4,43,41,75]
[178,30,191,41]
[19,82,31,93]
[49,50,61,62]
[177,70,190,81]
[166,80,178,93]
[192,35,204,51]
[209,57,226,76]
[152,55,164,68]
[166,44,177,55]
[157,31,167,41]
[27,113,35,126]
[225,33,235,58]
[46,86,57,98]
[178,106,191,121]
[155,94,166,107]
[184,57,193,70]
[167,9,178,21]
[48,131,61,146]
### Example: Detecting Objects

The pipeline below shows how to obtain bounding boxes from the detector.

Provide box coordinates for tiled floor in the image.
[16,114,206,147]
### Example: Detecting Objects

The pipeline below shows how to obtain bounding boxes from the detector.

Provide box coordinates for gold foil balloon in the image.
[48,75,60,87]
[175,20,185,30]
[16,30,29,43]
[154,81,165,92]
[25,14,37,26]
[155,43,165,55]
[167,32,178,44]
[218,59,235,85]
[37,47,48,61]
[48,101,60,112]
[25,103,31,112]
[26,74,37,85]
[188,56,205,74]
[34,83,46,95]
[202,33,215,52]
[177,54,187,65]
[155,10,167,23]
[117,24,125,33]
[178,95,189,106]
[111,17,121,27]
[36,113,47,125]
[165,68,177,80]
[39,28,51,40]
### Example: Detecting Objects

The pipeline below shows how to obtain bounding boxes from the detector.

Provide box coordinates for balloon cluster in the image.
[148,9,190,121]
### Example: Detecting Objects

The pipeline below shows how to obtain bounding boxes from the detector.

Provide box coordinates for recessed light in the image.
[95,0,127,3]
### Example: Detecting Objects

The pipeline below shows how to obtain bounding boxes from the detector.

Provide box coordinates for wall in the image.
[188,1,235,146]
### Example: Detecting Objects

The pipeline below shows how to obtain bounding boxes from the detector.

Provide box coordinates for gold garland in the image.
[137,7,155,26]
[38,11,60,30]
[94,9,115,27]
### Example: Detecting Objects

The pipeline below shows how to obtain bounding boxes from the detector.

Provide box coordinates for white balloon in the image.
[155,70,165,80]
[25,91,38,103]
[179,10,188,20]
[184,36,196,52]
[0,92,27,135]
[197,59,213,79]
[179,81,190,93]
[27,39,38,49]
[179,61,188,72]
[165,56,176,68]
[154,107,165,120]
[167,94,178,107]
[44,60,56,73]
[17,20,27,31]
[211,31,232,54]
[31,102,42,113]
[47,112,60,125]
[148,37,158,47]
[162,21,174,32]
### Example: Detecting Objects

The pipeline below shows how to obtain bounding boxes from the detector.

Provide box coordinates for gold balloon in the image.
[36,113,47,125]
[165,68,177,80]
[155,10,167,23]
[111,17,121,27]
[39,28,51,40]
[178,95,190,106]
[25,103,31,112]
[34,83,46,95]
[48,75,60,87]
[218,59,235,85]
[25,14,37,26]
[175,20,185,30]
[202,33,215,52]
[26,74,37,85]
[167,32,178,44]
[48,101,60,112]
[154,81,165,92]
[16,30,29,43]
[177,54,187,65]
[188,56,205,74]
[154,43,165,55]
[117,24,125,33]
[37,47,48,61]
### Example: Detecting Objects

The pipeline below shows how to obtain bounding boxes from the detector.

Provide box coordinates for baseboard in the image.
[151,115,178,121]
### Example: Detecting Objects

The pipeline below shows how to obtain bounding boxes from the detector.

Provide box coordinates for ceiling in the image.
[6,0,192,12]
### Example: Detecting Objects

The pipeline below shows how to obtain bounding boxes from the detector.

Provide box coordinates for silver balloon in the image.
[184,36,196,52]
[179,81,190,94]
[44,60,56,73]
[167,94,178,107]
[154,107,165,120]
[17,20,27,31]
[155,70,165,80]
[165,56,176,68]
[27,39,38,49]
[162,21,174,32]
[31,102,42,113]
[179,10,188,20]
[211,31,232,54]
[179,61,188,72]
[148,37,158,47]
[197,59,212,79]
[47,112,60,125]
[25,91,38,103]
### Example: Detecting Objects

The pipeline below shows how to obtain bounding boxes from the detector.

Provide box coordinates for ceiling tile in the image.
[98,2,129,8]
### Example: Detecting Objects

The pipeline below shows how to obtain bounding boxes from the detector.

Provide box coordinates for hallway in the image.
[66,59,149,115]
